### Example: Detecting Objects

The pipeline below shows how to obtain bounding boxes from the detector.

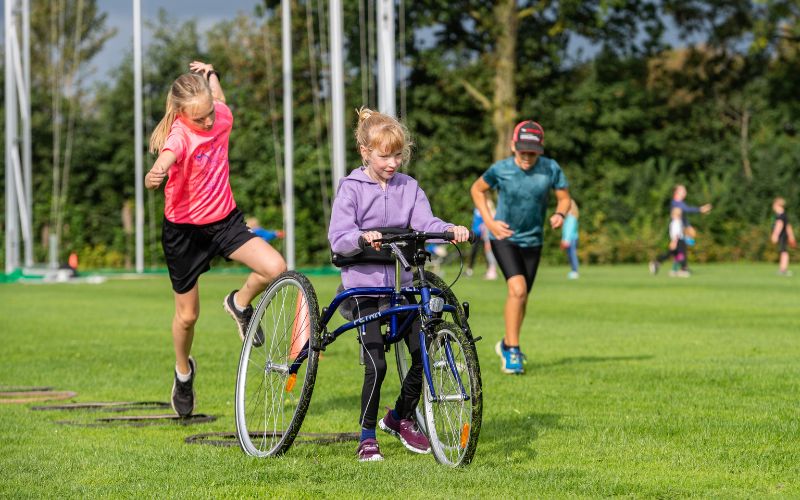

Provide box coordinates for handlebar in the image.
[357,230,477,272]
[361,230,478,247]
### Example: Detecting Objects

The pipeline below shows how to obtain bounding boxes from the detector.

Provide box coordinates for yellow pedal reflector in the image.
[285,374,297,392]
[460,423,470,449]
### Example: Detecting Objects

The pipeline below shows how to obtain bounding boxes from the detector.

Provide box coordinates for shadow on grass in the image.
[528,354,653,370]
[477,412,564,462]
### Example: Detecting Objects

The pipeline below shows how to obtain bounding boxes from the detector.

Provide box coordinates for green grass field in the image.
[1,263,798,497]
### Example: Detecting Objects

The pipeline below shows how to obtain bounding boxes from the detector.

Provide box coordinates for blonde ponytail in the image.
[149,73,212,153]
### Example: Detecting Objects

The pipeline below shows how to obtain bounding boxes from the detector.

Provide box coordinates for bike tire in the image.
[235,271,320,457]
[423,321,482,467]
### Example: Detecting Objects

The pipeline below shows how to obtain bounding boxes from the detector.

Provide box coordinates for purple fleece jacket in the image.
[328,166,453,288]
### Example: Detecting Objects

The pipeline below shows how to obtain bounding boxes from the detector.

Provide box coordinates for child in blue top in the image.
[470,120,571,375]
[560,200,580,279]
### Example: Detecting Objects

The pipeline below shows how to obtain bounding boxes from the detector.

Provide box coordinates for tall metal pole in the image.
[329,0,346,192]
[133,0,144,273]
[282,0,295,270]
[376,0,395,117]
[5,0,21,274]
[22,0,32,267]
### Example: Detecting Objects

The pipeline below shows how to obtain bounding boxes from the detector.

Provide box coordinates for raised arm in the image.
[189,61,226,103]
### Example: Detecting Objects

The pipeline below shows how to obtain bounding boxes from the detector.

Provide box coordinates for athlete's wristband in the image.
[206,70,220,81]
[554,212,566,219]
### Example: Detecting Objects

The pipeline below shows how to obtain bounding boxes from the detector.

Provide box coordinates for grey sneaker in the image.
[356,438,384,462]
[171,356,196,418]
[224,290,264,347]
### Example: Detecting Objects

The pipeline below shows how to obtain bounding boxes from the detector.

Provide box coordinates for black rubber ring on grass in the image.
[185,431,360,447]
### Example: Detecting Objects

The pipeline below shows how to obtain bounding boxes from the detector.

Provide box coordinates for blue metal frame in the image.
[289,281,465,403]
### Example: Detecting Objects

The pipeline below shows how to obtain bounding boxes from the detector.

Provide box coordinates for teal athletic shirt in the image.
[482,155,569,247]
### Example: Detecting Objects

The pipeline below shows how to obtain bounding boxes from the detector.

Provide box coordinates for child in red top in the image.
[145,61,286,417]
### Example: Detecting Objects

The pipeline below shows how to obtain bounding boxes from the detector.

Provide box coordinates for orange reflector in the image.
[460,423,470,449]
[285,373,297,392]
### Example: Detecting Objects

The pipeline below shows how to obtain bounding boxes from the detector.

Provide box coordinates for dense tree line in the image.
[1,0,799,270]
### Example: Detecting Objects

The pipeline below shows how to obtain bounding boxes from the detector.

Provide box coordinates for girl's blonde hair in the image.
[354,107,413,165]
[149,73,212,153]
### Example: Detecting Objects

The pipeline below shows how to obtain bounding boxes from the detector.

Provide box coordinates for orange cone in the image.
[290,293,311,360]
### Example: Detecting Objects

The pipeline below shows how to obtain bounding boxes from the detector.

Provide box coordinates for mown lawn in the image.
[1,262,798,497]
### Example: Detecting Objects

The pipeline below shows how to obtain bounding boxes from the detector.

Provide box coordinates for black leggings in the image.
[350,296,423,430]
[655,240,687,269]
[490,240,542,293]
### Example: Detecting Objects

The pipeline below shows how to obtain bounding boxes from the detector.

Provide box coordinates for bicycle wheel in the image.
[235,271,320,457]
[423,321,482,467]
[396,271,471,432]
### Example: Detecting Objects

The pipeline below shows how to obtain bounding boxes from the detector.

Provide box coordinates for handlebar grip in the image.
[443,231,478,244]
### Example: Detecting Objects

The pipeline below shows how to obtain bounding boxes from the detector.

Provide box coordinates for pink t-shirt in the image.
[161,101,236,224]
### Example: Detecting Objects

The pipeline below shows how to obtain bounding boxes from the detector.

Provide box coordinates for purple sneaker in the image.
[356,438,384,462]
[379,409,431,454]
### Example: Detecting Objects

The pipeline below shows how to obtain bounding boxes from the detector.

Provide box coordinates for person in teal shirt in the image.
[471,120,571,374]
[560,200,580,279]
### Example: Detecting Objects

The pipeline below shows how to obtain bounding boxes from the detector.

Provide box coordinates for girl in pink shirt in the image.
[145,61,286,417]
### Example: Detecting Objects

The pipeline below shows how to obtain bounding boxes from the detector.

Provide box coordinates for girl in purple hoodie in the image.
[328,108,469,462]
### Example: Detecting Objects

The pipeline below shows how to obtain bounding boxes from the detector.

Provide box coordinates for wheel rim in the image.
[424,326,475,466]
[236,276,317,457]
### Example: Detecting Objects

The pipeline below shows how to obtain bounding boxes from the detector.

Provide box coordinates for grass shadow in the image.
[477,412,564,462]
[529,354,654,370]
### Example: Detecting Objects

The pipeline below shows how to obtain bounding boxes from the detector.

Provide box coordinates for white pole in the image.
[282,0,295,270]
[376,0,395,117]
[22,0,32,267]
[5,0,21,274]
[133,0,144,273]
[329,0,346,192]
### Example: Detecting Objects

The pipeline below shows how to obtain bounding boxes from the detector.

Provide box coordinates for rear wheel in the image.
[423,322,482,467]
[396,271,472,434]
[235,271,320,457]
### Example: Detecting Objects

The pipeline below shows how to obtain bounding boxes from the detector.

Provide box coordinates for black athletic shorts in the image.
[490,239,542,293]
[162,207,256,294]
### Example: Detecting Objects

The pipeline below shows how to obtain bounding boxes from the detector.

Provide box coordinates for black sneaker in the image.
[224,290,264,347]
[171,356,196,418]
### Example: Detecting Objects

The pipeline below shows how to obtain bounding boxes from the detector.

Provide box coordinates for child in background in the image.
[466,205,498,279]
[666,207,689,277]
[145,61,286,418]
[560,200,580,279]
[771,197,796,276]
[328,107,469,462]
[245,217,285,243]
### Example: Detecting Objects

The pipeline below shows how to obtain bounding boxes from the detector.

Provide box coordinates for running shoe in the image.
[379,409,431,454]
[224,290,264,347]
[356,438,384,462]
[495,340,524,374]
[171,356,196,417]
